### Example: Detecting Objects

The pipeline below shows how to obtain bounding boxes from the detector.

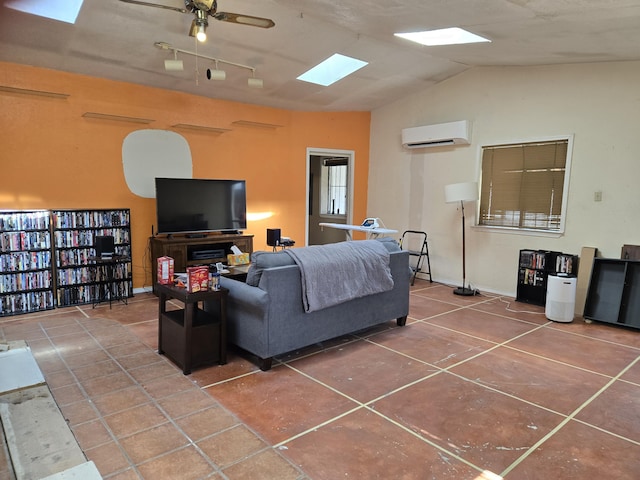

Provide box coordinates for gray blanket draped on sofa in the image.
[284,239,394,313]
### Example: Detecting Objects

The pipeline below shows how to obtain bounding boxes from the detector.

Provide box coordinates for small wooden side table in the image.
[156,283,228,374]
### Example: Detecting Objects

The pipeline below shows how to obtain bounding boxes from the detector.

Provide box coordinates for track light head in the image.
[206,68,226,80]
[248,77,263,88]
[164,59,184,71]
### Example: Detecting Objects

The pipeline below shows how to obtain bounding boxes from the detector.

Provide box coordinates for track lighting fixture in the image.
[155,42,264,88]
[206,60,226,80]
[164,49,184,71]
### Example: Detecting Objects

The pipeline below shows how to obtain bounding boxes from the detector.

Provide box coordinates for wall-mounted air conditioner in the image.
[401,120,471,149]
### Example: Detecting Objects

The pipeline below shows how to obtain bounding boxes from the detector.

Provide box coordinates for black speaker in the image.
[95,235,115,257]
[266,228,281,247]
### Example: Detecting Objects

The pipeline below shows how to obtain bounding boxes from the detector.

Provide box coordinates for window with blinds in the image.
[479,138,573,232]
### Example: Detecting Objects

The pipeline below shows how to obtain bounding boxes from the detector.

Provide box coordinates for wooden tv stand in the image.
[150,233,253,292]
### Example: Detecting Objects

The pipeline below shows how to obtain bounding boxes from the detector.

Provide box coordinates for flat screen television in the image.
[155,178,247,235]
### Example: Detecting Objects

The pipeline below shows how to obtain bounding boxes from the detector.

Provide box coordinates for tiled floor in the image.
[1,280,640,479]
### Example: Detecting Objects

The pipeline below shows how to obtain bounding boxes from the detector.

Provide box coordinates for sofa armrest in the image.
[219,276,268,312]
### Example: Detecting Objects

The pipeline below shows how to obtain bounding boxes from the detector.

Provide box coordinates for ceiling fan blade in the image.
[118,0,187,14]
[213,12,275,28]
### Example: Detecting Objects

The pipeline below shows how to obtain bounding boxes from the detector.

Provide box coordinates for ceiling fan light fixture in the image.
[196,22,207,42]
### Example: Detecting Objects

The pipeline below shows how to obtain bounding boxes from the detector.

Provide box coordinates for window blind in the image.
[480,140,568,231]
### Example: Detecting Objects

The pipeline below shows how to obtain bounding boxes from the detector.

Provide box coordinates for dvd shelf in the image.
[52,209,133,307]
[0,210,55,316]
[516,249,578,306]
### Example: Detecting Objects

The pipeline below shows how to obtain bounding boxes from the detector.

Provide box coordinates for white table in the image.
[319,222,398,241]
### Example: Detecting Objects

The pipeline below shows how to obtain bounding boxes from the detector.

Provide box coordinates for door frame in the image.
[305,147,355,245]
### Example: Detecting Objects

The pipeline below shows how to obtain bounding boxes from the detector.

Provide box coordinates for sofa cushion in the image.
[246,250,296,286]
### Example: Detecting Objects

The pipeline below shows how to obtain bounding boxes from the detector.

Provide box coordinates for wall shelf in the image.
[172,123,231,134]
[82,112,155,124]
[0,85,70,99]
[232,120,283,129]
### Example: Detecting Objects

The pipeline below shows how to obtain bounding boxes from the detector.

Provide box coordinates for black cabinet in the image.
[516,249,577,306]
[584,258,640,329]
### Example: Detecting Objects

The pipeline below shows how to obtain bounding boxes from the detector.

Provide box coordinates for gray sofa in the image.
[208,238,411,370]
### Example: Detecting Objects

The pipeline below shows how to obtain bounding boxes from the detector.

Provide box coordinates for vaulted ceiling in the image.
[1,0,640,111]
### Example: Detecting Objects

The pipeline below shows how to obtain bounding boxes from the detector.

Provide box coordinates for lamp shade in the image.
[445,182,478,203]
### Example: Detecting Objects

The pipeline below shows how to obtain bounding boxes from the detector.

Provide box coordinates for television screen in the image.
[155,178,247,235]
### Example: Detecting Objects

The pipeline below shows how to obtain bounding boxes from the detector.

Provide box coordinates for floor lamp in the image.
[445,181,478,296]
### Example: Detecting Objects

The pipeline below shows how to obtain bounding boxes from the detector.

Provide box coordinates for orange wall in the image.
[0,62,371,290]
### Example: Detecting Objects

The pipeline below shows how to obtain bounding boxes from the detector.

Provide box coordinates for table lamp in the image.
[445,181,479,296]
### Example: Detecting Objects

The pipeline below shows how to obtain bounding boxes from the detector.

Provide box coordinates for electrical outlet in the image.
[594,191,602,202]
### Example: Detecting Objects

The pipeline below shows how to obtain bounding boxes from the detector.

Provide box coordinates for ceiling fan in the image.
[119,0,275,42]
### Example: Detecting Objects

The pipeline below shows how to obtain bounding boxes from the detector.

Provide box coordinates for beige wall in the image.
[369,61,640,295]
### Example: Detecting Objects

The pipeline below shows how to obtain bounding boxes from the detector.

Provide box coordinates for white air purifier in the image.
[545,274,577,322]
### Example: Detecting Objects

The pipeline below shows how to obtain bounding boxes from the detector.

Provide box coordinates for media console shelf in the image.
[583,258,640,329]
[150,233,253,292]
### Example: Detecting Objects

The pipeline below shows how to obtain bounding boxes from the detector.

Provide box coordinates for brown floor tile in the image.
[574,380,640,442]
[119,422,189,464]
[289,339,434,403]
[205,366,358,445]
[222,448,301,480]
[369,320,494,368]
[59,398,99,426]
[449,345,611,415]
[415,284,489,307]
[85,441,133,477]
[409,292,466,320]
[372,372,564,474]
[620,358,640,385]
[197,424,268,468]
[51,382,86,406]
[107,340,155,359]
[174,405,238,441]
[72,359,124,382]
[548,318,640,348]
[281,407,480,480]
[63,348,112,369]
[92,386,151,416]
[139,372,195,399]
[189,350,261,387]
[103,468,143,480]
[128,360,178,383]
[82,370,137,397]
[49,331,101,355]
[425,307,541,344]
[104,403,169,438]
[43,368,76,389]
[71,419,113,450]
[115,349,164,370]
[506,419,640,479]
[506,327,640,376]
[469,296,549,324]
[136,446,215,480]
[157,388,219,419]
[126,321,159,350]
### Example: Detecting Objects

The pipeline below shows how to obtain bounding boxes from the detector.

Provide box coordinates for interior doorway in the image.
[306,147,354,245]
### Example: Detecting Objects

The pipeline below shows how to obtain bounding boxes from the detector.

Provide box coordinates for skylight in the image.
[394,27,490,46]
[6,0,84,24]
[297,54,368,87]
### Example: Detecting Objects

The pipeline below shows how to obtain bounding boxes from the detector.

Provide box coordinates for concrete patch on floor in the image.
[0,341,102,479]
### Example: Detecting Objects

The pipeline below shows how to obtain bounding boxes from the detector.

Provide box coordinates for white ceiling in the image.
[1,0,640,111]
